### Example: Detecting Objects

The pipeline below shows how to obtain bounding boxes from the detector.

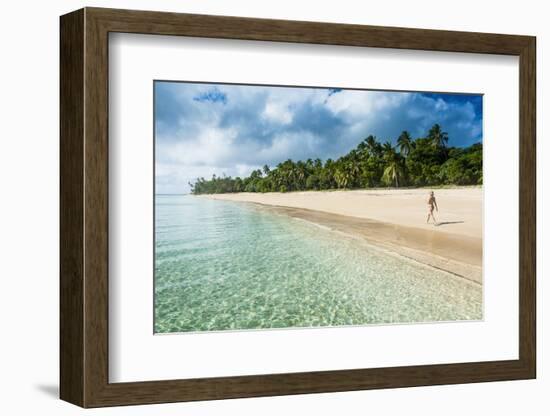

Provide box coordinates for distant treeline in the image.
[190,124,482,195]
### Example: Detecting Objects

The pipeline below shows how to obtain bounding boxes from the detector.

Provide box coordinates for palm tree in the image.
[262,164,270,176]
[428,124,449,148]
[382,159,405,187]
[334,168,350,189]
[250,169,262,179]
[313,158,323,170]
[382,147,405,187]
[271,170,284,190]
[397,130,413,157]
[295,161,307,189]
[365,135,379,155]
[345,160,360,186]
[382,141,394,158]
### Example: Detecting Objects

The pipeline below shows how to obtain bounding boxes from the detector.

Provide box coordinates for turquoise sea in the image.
[154,195,482,333]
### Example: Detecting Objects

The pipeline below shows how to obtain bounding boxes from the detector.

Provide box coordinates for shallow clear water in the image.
[154,195,482,333]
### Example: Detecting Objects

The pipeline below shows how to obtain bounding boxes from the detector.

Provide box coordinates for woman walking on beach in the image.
[426,191,438,224]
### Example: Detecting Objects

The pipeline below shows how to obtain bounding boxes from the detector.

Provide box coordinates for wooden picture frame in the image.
[60,7,536,408]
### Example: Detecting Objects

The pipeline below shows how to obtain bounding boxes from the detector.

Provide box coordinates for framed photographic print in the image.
[60,7,536,408]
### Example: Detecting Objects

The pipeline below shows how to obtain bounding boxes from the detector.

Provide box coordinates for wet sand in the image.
[202,188,483,284]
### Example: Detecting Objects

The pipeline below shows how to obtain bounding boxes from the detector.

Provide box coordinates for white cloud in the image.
[262,101,293,124]
[158,125,239,166]
[325,90,411,120]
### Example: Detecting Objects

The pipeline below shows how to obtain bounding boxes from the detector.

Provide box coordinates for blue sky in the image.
[155,81,482,194]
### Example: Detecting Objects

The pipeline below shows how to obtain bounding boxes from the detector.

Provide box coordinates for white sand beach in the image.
[202,187,483,283]
[205,188,482,238]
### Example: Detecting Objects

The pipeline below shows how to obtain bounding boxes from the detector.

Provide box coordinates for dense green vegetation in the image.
[190,124,482,194]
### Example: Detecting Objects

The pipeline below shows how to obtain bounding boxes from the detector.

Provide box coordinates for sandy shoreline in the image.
[200,188,483,284]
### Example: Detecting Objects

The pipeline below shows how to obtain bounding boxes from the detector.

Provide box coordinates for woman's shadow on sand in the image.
[434,221,465,227]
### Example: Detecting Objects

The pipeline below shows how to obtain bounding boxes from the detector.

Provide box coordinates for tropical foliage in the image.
[190,124,482,194]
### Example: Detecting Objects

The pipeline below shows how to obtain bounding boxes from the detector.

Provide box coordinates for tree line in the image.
[190,124,482,195]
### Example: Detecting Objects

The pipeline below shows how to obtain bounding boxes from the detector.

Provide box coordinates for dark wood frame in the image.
[60,7,536,408]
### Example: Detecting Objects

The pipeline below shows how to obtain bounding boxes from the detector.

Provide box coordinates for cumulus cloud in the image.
[155,82,482,194]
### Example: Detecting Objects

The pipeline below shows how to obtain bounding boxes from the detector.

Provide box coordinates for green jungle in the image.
[190,124,482,195]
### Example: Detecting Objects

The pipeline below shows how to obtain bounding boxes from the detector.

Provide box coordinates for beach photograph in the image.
[154,81,483,333]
